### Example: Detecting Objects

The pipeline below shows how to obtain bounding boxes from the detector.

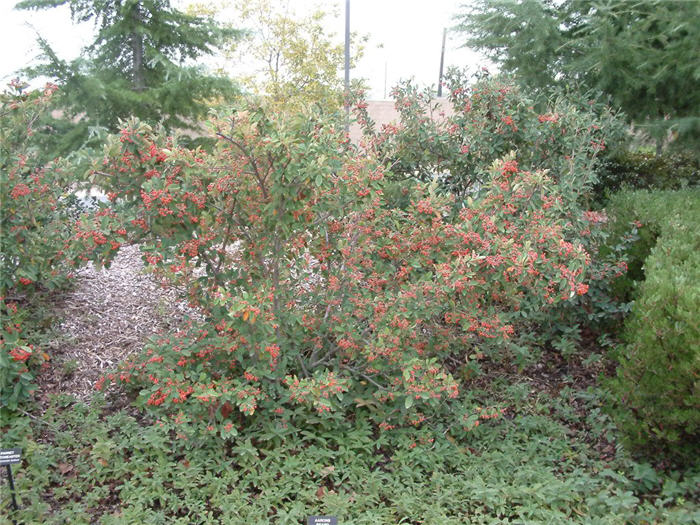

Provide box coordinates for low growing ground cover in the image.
[4,360,699,524]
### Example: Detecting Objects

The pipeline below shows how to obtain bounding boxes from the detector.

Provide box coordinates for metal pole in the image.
[6,465,19,525]
[384,61,388,99]
[344,0,350,131]
[437,28,447,97]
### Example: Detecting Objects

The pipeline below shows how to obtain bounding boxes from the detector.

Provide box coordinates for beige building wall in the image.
[349,98,454,143]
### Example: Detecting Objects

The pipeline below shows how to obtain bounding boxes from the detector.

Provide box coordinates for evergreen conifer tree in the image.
[454,0,700,151]
[15,0,241,155]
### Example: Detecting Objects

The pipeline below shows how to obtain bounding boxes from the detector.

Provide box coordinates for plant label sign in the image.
[308,517,337,525]
[0,448,22,466]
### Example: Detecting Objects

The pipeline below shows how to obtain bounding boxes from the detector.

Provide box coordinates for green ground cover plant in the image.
[3,378,699,523]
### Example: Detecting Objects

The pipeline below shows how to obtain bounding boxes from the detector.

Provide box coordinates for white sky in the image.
[0,0,488,100]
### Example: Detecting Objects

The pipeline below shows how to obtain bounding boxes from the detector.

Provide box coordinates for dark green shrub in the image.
[605,190,699,299]
[607,190,700,459]
[594,151,699,204]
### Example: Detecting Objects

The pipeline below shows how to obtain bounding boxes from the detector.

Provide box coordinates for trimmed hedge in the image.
[606,190,700,459]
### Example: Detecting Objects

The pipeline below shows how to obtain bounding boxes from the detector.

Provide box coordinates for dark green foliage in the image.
[594,151,700,204]
[606,190,700,459]
[14,0,241,156]
[605,189,698,296]
[454,0,700,149]
[4,385,700,523]
[454,0,570,93]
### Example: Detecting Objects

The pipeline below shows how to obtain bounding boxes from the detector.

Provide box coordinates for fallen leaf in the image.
[319,465,335,477]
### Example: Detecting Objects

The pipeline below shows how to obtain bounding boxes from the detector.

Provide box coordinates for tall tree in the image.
[15,0,242,155]
[454,0,700,151]
[201,0,365,114]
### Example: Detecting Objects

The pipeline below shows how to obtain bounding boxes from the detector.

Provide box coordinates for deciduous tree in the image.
[219,0,364,113]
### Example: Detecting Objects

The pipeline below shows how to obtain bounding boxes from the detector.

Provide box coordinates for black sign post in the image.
[1,448,22,524]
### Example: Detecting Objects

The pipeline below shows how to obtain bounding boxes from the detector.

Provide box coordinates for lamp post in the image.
[438,28,446,97]
[344,0,350,131]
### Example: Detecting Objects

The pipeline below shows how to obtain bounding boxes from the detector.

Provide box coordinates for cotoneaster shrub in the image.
[1,82,77,409]
[354,70,630,351]
[353,68,624,202]
[91,100,595,437]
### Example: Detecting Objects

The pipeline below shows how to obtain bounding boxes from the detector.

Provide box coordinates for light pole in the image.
[344,0,350,131]
[438,28,446,97]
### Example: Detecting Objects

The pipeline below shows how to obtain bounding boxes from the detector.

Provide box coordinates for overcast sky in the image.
[0,0,487,100]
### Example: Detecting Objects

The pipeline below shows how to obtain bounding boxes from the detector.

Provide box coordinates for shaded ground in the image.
[37,244,198,404]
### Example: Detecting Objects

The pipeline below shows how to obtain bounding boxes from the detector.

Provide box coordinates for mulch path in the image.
[36,244,199,404]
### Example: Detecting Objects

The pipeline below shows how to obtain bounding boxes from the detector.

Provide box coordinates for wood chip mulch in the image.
[37,244,200,404]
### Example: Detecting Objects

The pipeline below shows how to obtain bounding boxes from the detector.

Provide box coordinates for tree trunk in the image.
[131,4,145,91]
